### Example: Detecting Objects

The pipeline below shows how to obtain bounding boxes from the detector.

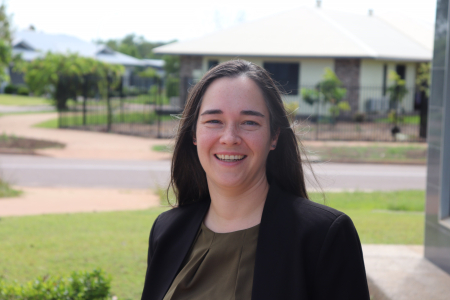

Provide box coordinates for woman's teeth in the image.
[216,154,245,162]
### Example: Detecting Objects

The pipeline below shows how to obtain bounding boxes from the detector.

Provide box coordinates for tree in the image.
[21,52,124,110]
[301,68,350,123]
[386,70,408,137]
[416,62,431,98]
[0,3,12,82]
[95,34,181,98]
[163,54,180,98]
[94,34,167,59]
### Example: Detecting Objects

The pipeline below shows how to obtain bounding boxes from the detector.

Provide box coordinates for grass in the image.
[152,143,427,163]
[124,94,170,105]
[151,144,173,153]
[34,118,58,128]
[34,112,173,129]
[375,115,420,125]
[0,207,167,300]
[310,190,425,244]
[0,178,22,198]
[0,190,424,298]
[0,94,51,106]
[308,145,427,163]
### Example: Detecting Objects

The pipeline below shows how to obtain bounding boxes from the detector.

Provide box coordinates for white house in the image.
[11,30,163,89]
[153,5,433,116]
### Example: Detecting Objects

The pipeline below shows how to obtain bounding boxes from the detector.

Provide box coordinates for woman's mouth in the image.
[215,154,246,162]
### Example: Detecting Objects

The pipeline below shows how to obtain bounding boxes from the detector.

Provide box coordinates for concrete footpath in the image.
[0,187,160,217]
[0,113,172,160]
[364,245,450,300]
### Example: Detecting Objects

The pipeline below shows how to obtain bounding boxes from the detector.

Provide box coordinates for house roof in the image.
[142,59,165,69]
[153,6,433,61]
[12,30,144,66]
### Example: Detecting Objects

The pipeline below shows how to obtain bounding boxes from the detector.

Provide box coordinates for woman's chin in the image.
[209,176,247,189]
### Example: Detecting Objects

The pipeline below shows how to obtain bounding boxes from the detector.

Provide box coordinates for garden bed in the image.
[0,134,65,155]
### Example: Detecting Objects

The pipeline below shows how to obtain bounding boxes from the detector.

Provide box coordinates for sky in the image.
[7,0,437,43]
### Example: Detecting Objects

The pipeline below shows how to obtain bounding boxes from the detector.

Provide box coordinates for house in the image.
[153,5,433,116]
[11,30,163,89]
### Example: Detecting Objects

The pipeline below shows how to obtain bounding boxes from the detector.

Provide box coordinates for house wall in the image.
[122,67,134,89]
[180,55,203,105]
[335,59,360,115]
[184,56,421,116]
[202,56,334,116]
[359,59,417,113]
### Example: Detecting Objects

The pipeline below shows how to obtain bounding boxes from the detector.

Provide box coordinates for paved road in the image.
[0,154,426,191]
[0,105,55,113]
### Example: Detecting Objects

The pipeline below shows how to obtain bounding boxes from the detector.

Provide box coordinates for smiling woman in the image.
[141,60,370,300]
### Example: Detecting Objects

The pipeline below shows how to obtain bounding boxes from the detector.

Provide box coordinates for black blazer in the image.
[141,184,370,300]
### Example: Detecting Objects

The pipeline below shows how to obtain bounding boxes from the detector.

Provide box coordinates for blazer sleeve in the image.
[141,214,160,300]
[313,214,370,300]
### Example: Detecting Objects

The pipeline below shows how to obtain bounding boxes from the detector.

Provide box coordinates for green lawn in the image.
[0,94,51,106]
[152,144,427,164]
[308,145,427,163]
[0,178,22,198]
[375,115,420,125]
[310,190,425,244]
[151,144,173,153]
[0,190,424,298]
[124,94,170,105]
[0,208,167,300]
[34,112,173,129]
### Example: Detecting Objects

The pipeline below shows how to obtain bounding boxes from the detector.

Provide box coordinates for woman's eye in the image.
[206,120,221,124]
[243,121,259,126]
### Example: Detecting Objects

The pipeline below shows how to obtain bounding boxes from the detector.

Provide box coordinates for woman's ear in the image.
[193,135,197,145]
[270,129,280,150]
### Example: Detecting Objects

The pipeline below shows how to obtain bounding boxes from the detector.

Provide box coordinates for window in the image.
[263,62,300,95]
[396,64,406,80]
[382,64,387,96]
[208,60,219,70]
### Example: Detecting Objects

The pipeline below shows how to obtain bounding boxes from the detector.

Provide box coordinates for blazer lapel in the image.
[147,200,210,300]
[252,184,293,300]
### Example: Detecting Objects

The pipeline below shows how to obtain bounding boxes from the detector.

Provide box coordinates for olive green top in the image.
[163,222,260,300]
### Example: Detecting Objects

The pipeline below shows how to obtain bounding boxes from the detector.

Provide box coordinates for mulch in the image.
[0,136,65,155]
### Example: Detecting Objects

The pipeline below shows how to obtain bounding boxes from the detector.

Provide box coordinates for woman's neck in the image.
[204,176,269,233]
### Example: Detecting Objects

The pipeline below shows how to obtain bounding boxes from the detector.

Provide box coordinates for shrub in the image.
[0,269,112,300]
[17,86,29,96]
[4,84,17,94]
[166,77,179,98]
[353,112,365,122]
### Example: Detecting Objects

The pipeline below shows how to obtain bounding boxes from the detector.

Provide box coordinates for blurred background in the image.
[1,0,449,299]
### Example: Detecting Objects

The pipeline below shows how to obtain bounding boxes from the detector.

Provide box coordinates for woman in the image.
[141,60,370,300]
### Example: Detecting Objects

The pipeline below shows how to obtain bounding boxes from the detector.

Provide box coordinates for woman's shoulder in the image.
[270,184,352,233]
[272,184,344,220]
[152,200,209,236]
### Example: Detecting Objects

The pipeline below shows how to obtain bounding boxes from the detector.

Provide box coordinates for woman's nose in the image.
[220,125,241,145]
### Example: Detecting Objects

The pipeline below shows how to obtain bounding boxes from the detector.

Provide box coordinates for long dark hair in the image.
[170,60,309,206]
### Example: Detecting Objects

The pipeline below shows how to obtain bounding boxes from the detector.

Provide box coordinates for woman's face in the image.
[195,76,278,191]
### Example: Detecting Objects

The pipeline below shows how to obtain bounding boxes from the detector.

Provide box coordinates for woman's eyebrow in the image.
[200,109,265,117]
[200,109,222,115]
[241,110,265,117]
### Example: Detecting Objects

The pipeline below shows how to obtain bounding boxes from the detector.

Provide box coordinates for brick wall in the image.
[180,55,203,106]
[334,59,361,115]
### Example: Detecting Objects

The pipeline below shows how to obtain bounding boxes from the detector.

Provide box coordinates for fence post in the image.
[106,75,112,132]
[58,107,62,128]
[157,78,162,138]
[315,86,321,140]
[419,92,428,139]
